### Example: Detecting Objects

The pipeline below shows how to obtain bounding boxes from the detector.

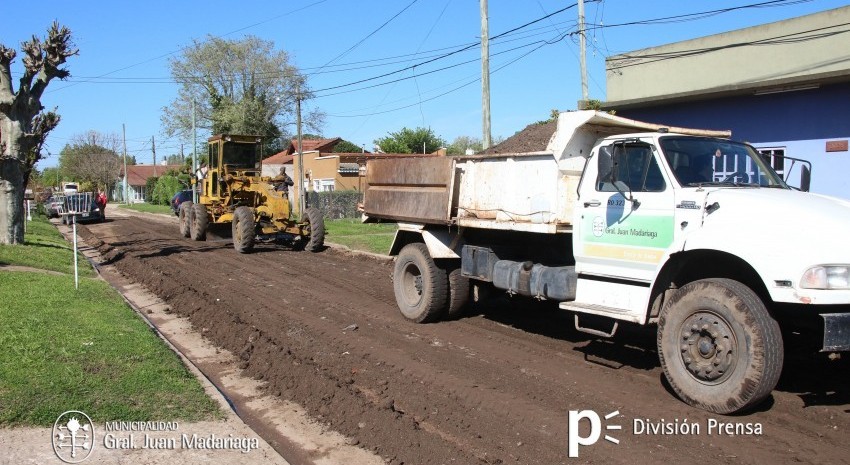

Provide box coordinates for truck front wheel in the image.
[657,278,783,414]
[393,243,448,323]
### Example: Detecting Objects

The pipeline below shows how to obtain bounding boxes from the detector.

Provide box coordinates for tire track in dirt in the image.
[78,214,849,465]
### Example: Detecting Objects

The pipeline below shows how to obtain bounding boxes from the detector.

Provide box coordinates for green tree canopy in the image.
[332,139,364,153]
[446,136,483,155]
[161,35,324,155]
[374,127,445,154]
[58,131,122,191]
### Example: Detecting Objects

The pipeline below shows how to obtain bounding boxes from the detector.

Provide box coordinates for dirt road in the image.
[77,211,849,465]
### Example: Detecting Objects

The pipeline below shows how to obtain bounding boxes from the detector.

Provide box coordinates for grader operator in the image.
[179,134,324,253]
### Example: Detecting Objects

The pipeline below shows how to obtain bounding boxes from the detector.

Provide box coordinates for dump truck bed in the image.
[362,111,731,234]
[363,152,577,234]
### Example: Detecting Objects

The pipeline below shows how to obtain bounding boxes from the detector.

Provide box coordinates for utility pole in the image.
[122,124,128,204]
[480,0,492,149]
[152,135,157,177]
[296,85,305,216]
[578,0,589,107]
[192,97,197,203]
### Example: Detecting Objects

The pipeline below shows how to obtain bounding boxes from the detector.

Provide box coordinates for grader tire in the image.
[232,206,255,254]
[190,203,208,241]
[179,201,193,238]
[393,243,448,323]
[304,207,325,252]
[657,278,783,414]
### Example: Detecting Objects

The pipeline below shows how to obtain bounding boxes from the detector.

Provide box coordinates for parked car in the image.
[171,190,193,216]
[44,196,63,218]
[61,193,104,224]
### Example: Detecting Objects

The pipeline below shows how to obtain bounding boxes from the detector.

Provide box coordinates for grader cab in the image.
[178,134,324,253]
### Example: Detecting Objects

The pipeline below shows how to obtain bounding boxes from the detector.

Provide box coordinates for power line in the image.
[46,0,329,93]
[317,0,419,70]
[608,21,850,70]
[326,30,570,118]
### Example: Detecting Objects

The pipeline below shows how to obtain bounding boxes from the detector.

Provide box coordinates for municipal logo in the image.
[592,216,606,237]
[52,410,95,463]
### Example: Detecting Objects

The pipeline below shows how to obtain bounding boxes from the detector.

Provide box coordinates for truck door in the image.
[574,139,675,309]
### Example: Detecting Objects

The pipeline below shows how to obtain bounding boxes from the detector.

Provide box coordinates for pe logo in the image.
[567,410,621,458]
[52,410,95,463]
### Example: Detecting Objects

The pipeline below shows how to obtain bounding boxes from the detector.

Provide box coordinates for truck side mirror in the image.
[597,146,614,183]
[801,165,811,192]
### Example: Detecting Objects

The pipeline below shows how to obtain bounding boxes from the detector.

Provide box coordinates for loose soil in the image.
[482,120,556,154]
[76,213,849,465]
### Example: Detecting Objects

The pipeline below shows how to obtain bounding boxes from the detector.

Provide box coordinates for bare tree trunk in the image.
[0,156,25,245]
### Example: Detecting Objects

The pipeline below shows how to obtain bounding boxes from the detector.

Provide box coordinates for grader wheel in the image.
[232,206,255,253]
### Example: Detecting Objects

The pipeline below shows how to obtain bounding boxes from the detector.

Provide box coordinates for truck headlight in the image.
[800,265,850,290]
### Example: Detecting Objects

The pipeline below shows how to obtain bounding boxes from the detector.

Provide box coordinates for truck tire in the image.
[445,267,470,319]
[190,203,208,241]
[232,206,255,253]
[304,207,325,252]
[179,201,193,238]
[393,243,448,323]
[657,278,783,414]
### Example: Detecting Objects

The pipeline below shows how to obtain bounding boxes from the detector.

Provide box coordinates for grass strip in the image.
[0,272,222,426]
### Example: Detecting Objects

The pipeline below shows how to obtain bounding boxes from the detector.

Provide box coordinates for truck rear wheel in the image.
[303,207,325,252]
[179,201,193,238]
[446,267,470,319]
[232,206,255,253]
[394,243,448,323]
[657,278,783,414]
[190,203,208,241]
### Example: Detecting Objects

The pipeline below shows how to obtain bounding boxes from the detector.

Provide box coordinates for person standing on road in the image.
[96,189,108,220]
[272,167,294,195]
[196,162,208,195]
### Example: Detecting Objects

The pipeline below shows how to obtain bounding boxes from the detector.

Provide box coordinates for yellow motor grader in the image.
[178,134,324,253]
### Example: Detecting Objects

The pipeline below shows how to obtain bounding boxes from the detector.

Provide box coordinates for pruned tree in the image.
[58,131,122,192]
[161,35,324,154]
[0,22,77,244]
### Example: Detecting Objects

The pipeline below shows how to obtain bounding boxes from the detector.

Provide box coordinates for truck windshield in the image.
[222,142,260,169]
[660,137,787,188]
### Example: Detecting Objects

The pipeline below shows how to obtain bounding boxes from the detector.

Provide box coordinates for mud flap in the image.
[822,313,850,351]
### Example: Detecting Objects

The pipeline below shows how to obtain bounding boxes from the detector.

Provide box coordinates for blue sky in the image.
[3,0,845,167]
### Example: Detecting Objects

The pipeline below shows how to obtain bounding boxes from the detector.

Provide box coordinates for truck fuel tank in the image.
[492,260,577,301]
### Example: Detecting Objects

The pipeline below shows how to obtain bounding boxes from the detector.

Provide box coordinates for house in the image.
[262,138,342,178]
[291,150,443,207]
[601,6,850,198]
[113,164,184,203]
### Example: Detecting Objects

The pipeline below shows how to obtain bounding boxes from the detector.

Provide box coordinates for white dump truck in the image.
[362,110,850,414]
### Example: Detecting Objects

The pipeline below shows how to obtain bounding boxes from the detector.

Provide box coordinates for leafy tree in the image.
[0,22,77,244]
[374,127,445,154]
[332,139,364,153]
[165,153,184,165]
[34,166,62,190]
[58,131,122,191]
[161,35,324,155]
[446,136,483,155]
[144,176,159,203]
[152,174,182,206]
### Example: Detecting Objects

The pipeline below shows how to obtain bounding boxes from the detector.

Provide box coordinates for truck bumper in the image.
[822,313,850,351]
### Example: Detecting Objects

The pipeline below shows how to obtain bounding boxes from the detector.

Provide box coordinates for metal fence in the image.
[306,190,363,219]
[63,192,93,214]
